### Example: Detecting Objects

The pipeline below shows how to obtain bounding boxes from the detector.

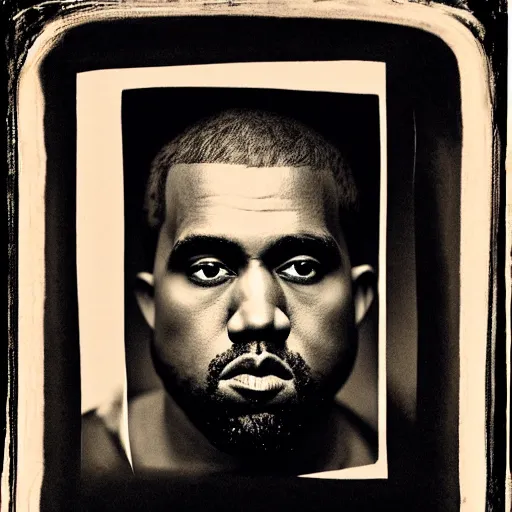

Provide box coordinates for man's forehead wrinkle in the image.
[198,193,289,200]
[202,196,297,213]
[168,162,320,196]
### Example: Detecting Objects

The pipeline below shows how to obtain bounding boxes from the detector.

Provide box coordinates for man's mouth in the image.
[229,374,287,391]
[217,353,294,401]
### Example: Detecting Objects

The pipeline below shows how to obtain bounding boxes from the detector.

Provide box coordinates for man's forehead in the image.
[161,163,341,244]
[165,163,328,201]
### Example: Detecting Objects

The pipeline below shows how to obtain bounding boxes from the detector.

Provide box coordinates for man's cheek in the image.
[287,304,355,377]
[153,293,229,376]
[158,274,230,312]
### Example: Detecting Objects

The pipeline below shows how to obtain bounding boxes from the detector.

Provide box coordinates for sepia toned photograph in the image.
[79,84,384,478]
[4,3,508,510]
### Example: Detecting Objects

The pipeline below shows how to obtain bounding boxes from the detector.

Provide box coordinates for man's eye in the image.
[188,259,235,286]
[276,257,322,284]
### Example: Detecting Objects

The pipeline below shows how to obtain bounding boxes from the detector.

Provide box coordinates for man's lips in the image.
[229,374,287,392]
[219,353,293,381]
[218,353,294,399]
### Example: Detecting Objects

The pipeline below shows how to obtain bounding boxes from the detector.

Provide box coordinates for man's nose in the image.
[227,260,290,345]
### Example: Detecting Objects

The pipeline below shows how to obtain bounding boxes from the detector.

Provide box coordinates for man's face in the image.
[139,163,360,458]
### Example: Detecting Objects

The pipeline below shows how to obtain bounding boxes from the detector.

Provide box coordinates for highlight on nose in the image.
[227,260,290,343]
[228,304,290,334]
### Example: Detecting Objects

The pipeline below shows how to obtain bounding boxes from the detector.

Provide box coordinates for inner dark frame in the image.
[38,14,461,512]
[121,88,381,422]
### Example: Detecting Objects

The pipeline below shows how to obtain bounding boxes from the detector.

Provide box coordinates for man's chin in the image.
[201,410,304,457]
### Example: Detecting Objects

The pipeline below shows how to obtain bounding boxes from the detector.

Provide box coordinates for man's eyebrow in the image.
[261,234,342,265]
[167,233,342,267]
[168,235,247,266]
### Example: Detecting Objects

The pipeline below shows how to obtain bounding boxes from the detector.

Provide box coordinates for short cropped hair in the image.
[144,109,361,261]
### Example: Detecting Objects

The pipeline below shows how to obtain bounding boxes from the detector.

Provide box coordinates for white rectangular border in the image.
[76,60,388,480]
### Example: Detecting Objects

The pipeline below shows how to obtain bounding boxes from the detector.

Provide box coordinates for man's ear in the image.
[134,272,155,329]
[351,264,376,325]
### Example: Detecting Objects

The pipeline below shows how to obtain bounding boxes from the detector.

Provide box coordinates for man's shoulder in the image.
[82,389,166,477]
[81,409,133,477]
[331,402,378,469]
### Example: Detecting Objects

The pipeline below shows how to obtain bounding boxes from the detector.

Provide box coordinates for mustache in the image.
[206,343,314,396]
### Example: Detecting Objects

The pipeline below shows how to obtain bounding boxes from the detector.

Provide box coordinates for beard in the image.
[150,342,338,461]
